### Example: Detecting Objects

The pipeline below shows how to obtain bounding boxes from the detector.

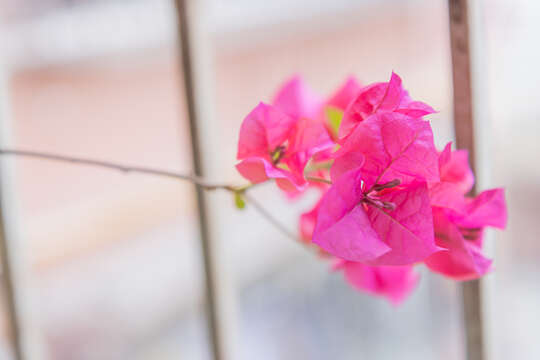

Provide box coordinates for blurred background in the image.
[0,0,537,359]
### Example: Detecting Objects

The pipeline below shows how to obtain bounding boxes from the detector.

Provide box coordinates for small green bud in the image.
[234,191,246,210]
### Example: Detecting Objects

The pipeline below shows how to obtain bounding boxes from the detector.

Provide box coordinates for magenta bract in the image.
[339,72,435,139]
[235,72,507,303]
[312,168,438,265]
[334,260,419,305]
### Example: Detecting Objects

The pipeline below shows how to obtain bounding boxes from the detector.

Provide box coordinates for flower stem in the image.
[306,176,332,185]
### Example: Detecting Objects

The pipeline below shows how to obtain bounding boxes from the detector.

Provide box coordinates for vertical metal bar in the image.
[0,67,24,360]
[172,1,227,359]
[0,207,24,360]
[448,1,484,359]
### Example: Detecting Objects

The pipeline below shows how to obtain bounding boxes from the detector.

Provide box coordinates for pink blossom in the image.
[286,117,335,178]
[312,168,438,265]
[456,188,507,229]
[428,143,472,214]
[331,112,440,189]
[299,197,321,243]
[310,76,363,153]
[236,103,302,191]
[438,142,475,194]
[298,176,331,243]
[236,103,333,193]
[273,75,323,120]
[325,76,363,112]
[236,74,508,301]
[334,260,419,305]
[298,193,333,257]
[426,144,507,279]
[339,72,435,140]
[274,76,361,163]
[270,76,349,191]
[274,75,361,123]
[425,189,506,280]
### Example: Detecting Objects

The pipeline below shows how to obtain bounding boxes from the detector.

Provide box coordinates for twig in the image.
[0,148,236,191]
[306,176,332,185]
[0,148,302,244]
[242,192,300,243]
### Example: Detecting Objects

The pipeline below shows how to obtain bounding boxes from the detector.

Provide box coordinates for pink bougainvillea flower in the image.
[425,188,506,280]
[334,260,419,305]
[424,208,491,280]
[312,168,438,265]
[426,143,506,279]
[272,76,337,176]
[272,75,362,166]
[457,188,507,229]
[299,180,331,243]
[299,197,321,243]
[428,143,472,214]
[236,102,303,192]
[273,75,323,120]
[339,72,435,140]
[274,75,361,123]
[314,76,363,147]
[434,144,506,227]
[438,142,475,194]
[298,192,333,257]
[236,102,333,193]
[285,116,334,177]
[331,112,440,190]
[325,76,363,112]
[275,76,361,163]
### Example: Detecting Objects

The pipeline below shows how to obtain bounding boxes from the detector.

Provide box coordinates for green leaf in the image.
[325,106,344,137]
[234,192,246,210]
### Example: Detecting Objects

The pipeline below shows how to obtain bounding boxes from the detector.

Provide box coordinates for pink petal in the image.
[438,142,452,169]
[339,82,387,139]
[429,182,467,215]
[235,157,307,192]
[425,248,492,281]
[395,101,436,118]
[439,147,474,194]
[333,112,440,189]
[311,146,335,162]
[376,71,405,112]
[329,151,365,181]
[275,177,307,194]
[394,76,436,117]
[237,102,295,159]
[457,188,507,229]
[299,196,323,242]
[367,181,439,265]
[425,208,492,280]
[287,117,335,161]
[281,117,334,183]
[336,260,419,305]
[313,168,391,262]
[272,76,322,120]
[338,72,434,140]
[326,76,362,110]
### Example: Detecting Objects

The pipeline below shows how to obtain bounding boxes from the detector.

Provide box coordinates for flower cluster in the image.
[236,72,507,304]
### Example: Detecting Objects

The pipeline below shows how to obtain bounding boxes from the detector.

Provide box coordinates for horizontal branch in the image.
[0,148,236,191]
[0,148,305,244]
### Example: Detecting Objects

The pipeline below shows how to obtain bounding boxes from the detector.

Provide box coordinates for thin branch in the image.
[242,192,300,243]
[306,176,332,185]
[0,148,303,244]
[0,148,237,191]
